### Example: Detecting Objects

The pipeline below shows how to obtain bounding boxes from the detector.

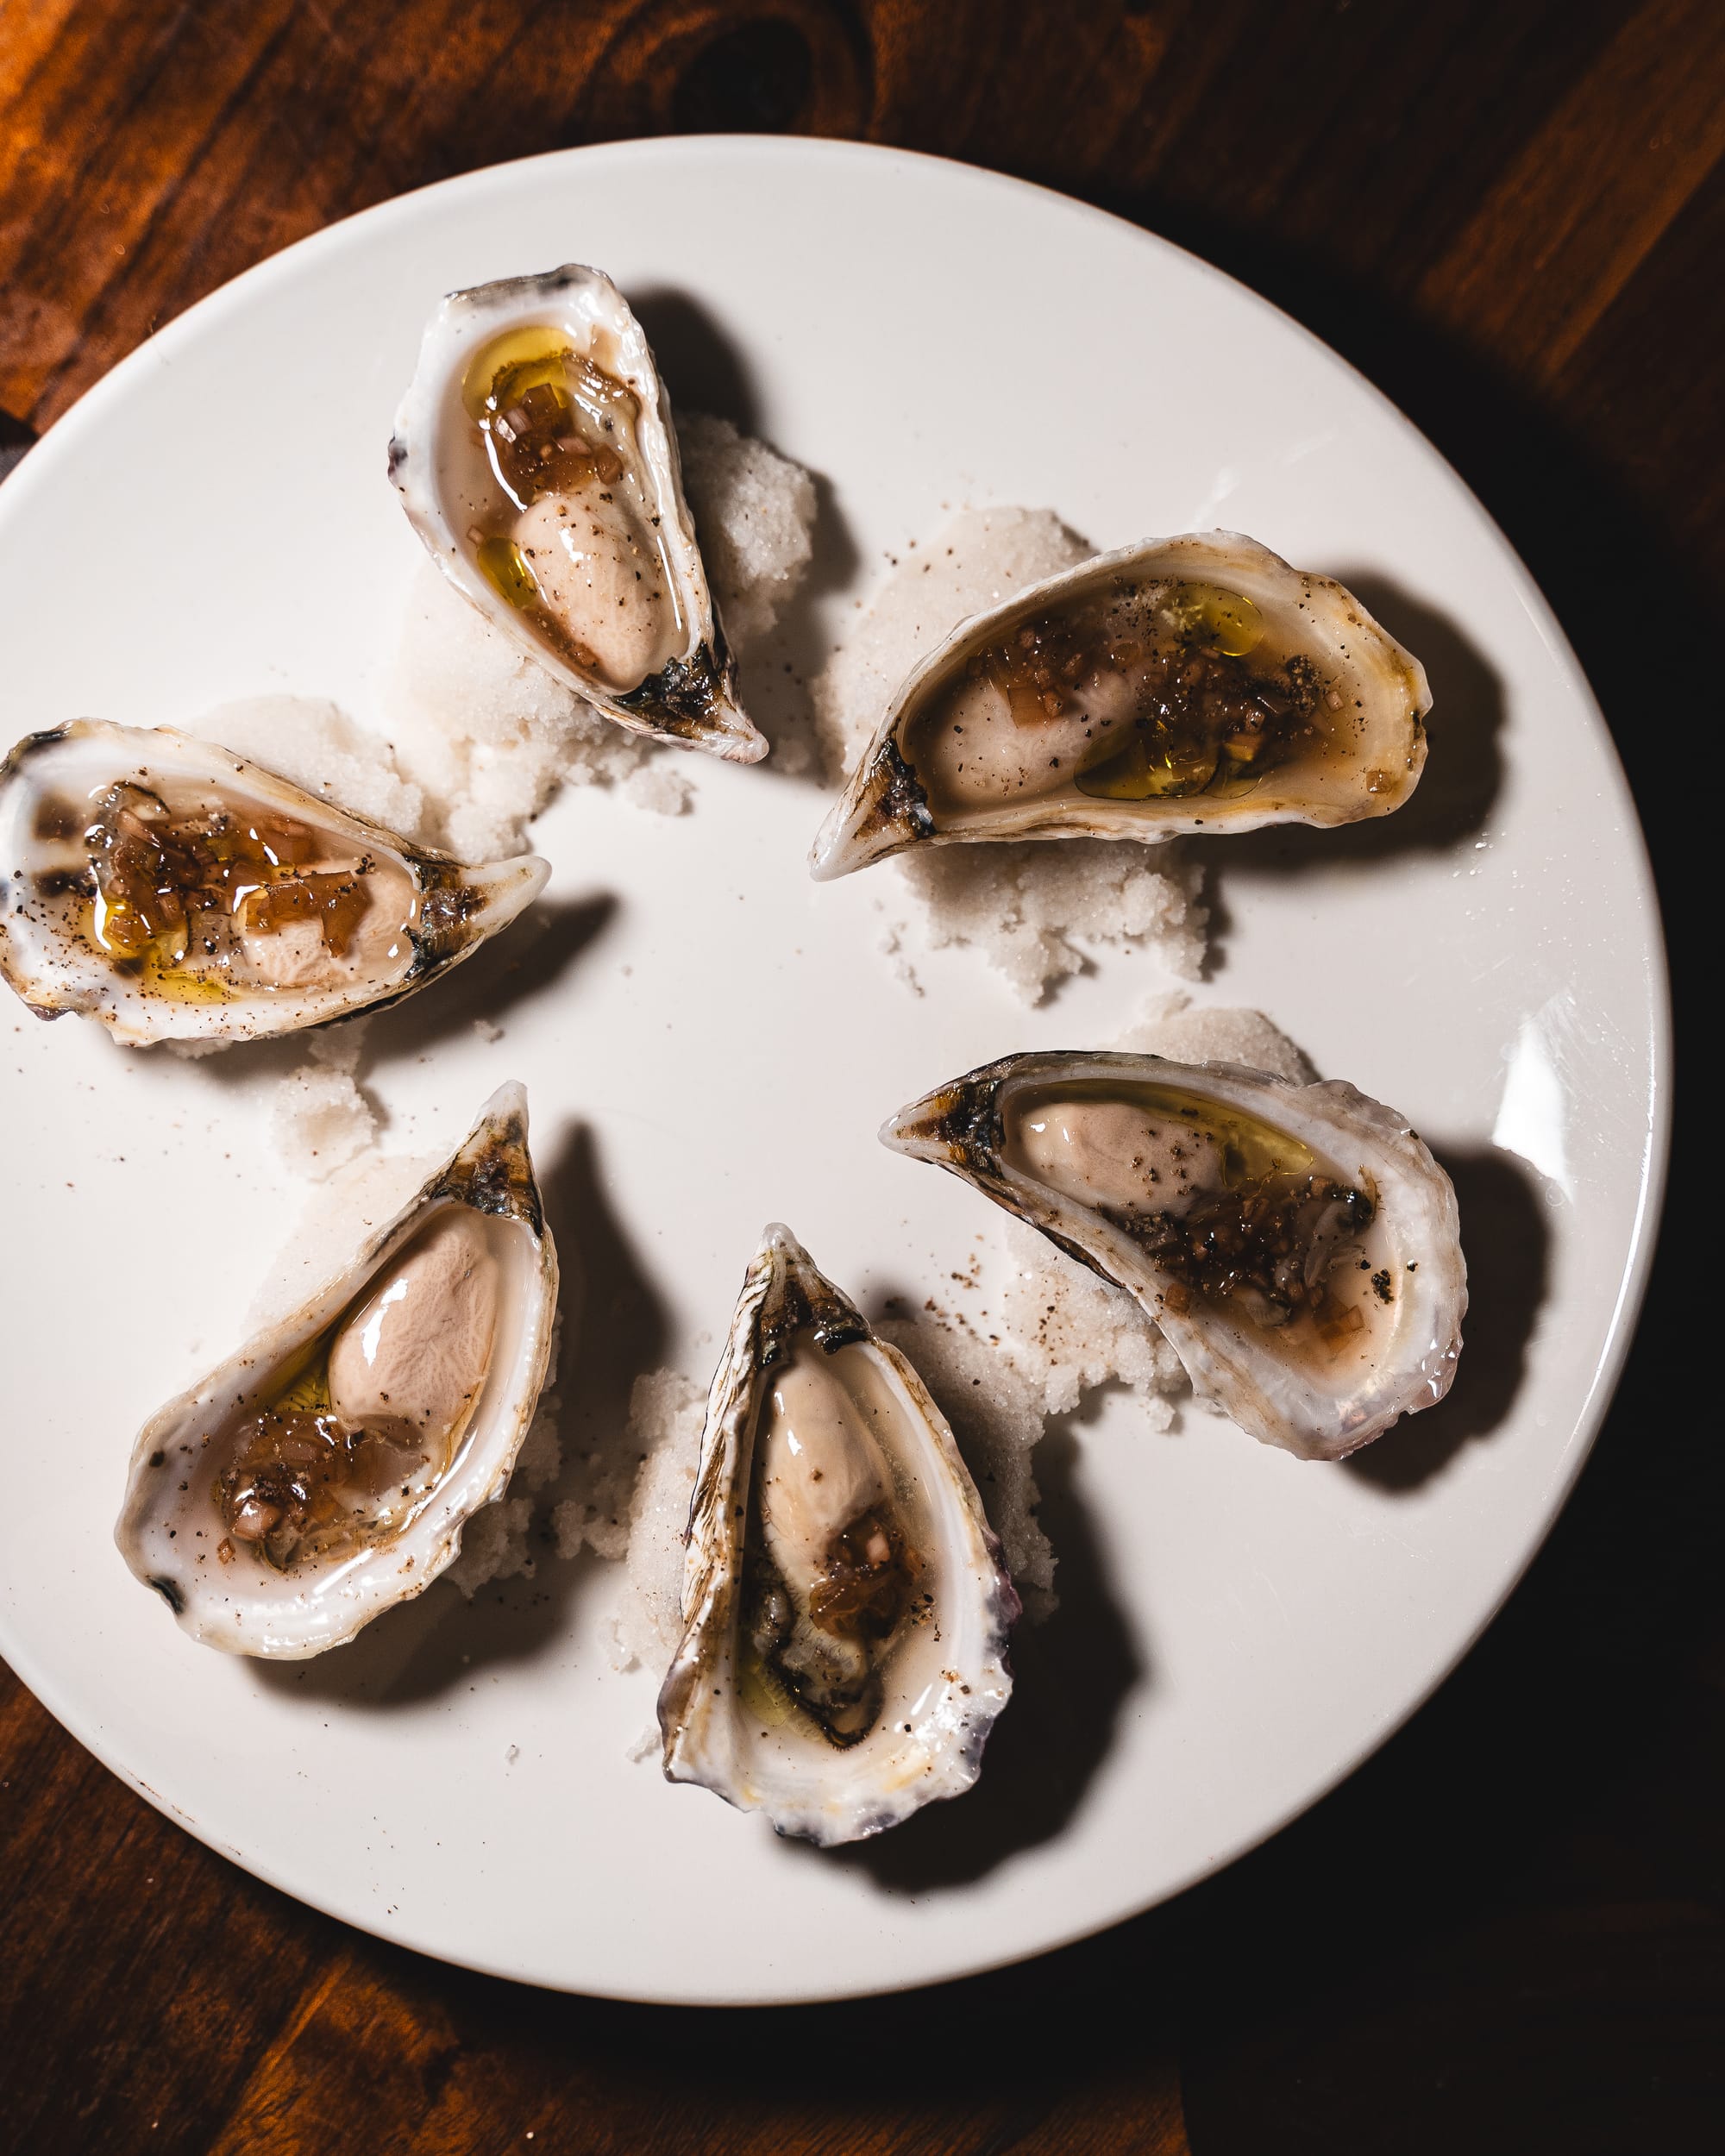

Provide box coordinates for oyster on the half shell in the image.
[390,263,765,763]
[0,721,548,1044]
[116,1083,559,1656]
[812,532,1429,878]
[884,1053,1465,1460]
[659,1224,1018,1845]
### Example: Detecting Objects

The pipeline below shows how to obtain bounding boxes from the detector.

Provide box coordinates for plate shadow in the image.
[626,283,862,782]
[1347,1144,1550,1494]
[360,892,618,1063]
[630,287,761,433]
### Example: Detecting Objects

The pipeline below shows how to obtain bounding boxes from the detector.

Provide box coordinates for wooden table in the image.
[1,3,1715,2148]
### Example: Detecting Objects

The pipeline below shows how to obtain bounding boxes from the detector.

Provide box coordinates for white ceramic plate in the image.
[0,139,1666,2004]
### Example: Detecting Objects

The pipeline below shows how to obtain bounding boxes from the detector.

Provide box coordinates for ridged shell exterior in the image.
[0,721,549,1044]
[115,1083,559,1656]
[883,1052,1465,1461]
[812,532,1431,878]
[389,263,766,763]
[659,1224,1018,1846]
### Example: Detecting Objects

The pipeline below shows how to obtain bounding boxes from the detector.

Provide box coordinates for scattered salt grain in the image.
[268,1065,376,1183]
[555,1366,702,1584]
[305,1017,368,1076]
[265,1019,375,1182]
[994,1214,1186,1419]
[621,761,693,818]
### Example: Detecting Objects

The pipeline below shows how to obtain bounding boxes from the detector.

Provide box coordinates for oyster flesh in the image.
[390,263,765,763]
[812,532,1429,878]
[0,721,548,1044]
[116,1082,559,1656]
[659,1224,1018,1845]
[883,1053,1465,1460]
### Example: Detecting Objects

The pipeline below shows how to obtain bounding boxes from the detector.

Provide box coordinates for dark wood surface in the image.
[0,3,1715,2150]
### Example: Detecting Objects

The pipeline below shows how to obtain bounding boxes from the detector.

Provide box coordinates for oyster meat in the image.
[0,721,548,1044]
[116,1083,559,1655]
[884,1053,1465,1460]
[391,263,765,763]
[659,1225,1018,1845]
[812,532,1429,878]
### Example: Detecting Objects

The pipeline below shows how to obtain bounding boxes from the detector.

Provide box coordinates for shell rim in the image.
[0,719,550,1043]
[810,530,1433,881]
[112,1081,559,1658]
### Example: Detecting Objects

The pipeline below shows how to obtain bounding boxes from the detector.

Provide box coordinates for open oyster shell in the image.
[659,1224,1018,1846]
[812,532,1430,879]
[883,1053,1465,1461]
[116,1083,559,1656]
[0,721,548,1045]
[390,263,766,763]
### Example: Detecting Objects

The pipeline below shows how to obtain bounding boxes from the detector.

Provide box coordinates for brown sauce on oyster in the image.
[458,325,684,692]
[1003,1078,1378,1356]
[216,1210,499,1572]
[740,1343,924,1747]
[902,577,1334,818]
[32,780,416,1000]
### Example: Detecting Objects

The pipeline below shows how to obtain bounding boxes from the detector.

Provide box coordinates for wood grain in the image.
[0,3,1716,2151]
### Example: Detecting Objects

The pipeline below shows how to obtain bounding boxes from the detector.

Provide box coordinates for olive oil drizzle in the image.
[459,323,685,679]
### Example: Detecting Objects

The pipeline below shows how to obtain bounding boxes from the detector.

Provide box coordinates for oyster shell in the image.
[0,721,547,1044]
[812,532,1429,879]
[390,263,765,763]
[883,1053,1465,1460]
[659,1225,1017,1845]
[116,1083,558,1656]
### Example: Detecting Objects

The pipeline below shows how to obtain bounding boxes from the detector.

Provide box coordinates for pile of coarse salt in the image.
[267,1018,377,1184]
[812,506,1208,1002]
[580,1371,706,1676]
